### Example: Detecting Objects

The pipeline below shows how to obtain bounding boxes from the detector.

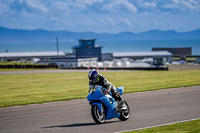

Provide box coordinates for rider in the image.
[88,69,126,110]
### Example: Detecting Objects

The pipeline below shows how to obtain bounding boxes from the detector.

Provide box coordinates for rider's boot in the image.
[112,90,127,110]
[118,100,127,110]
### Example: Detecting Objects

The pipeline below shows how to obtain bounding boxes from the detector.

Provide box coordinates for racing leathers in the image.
[88,74,123,102]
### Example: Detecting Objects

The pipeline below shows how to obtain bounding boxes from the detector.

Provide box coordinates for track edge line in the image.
[114,117,200,133]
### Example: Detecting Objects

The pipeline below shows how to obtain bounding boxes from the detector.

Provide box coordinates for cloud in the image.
[51,2,70,12]
[97,19,107,26]
[163,0,200,12]
[101,0,138,13]
[96,17,115,27]
[75,0,104,6]
[104,17,115,26]
[50,16,60,25]
[51,0,104,13]
[141,2,157,8]
[0,1,10,14]
[120,19,133,27]
[2,0,49,13]
[25,0,48,13]
[0,0,200,33]
[152,19,159,26]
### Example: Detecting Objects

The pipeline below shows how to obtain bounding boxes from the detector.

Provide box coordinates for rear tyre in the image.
[91,104,105,124]
[118,100,130,121]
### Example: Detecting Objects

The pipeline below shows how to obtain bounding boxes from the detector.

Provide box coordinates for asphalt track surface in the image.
[0,86,200,133]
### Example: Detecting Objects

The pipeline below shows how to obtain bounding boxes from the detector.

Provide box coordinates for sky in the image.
[0,0,200,33]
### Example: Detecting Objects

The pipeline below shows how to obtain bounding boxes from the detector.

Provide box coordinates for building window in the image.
[60,64,65,68]
[88,51,93,55]
[79,41,83,45]
[86,45,91,49]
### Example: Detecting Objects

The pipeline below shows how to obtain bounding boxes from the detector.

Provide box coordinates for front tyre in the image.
[118,100,130,121]
[91,105,105,124]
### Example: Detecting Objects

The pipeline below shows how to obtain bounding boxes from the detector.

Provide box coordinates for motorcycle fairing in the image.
[87,86,124,120]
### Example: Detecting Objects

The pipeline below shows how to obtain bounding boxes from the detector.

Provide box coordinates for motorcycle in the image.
[87,85,130,124]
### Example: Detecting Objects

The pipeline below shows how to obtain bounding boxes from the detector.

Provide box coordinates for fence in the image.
[0,64,168,70]
[168,64,200,71]
[78,66,168,71]
[0,64,58,69]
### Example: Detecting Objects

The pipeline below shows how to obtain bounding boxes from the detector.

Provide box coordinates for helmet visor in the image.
[89,75,98,83]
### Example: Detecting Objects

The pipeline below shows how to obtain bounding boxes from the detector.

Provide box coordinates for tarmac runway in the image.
[0,86,200,133]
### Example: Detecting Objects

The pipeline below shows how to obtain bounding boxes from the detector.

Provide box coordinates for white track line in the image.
[114,118,200,133]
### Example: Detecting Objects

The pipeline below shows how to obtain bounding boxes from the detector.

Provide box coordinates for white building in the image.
[113,51,172,65]
[0,51,98,68]
[49,56,98,68]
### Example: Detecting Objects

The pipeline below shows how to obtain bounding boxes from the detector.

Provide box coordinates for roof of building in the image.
[0,51,65,58]
[78,38,96,41]
[113,51,172,57]
[72,45,102,49]
[152,47,192,49]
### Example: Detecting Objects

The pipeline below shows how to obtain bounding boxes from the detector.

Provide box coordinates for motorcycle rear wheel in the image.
[91,105,105,124]
[118,100,130,121]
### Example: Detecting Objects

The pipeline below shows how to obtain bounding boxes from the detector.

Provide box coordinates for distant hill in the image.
[0,26,200,43]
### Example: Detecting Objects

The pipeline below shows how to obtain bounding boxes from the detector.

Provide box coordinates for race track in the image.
[0,86,200,133]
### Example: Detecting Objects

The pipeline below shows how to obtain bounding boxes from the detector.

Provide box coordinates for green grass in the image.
[172,57,197,61]
[123,119,200,133]
[0,70,200,107]
[186,57,197,61]
[0,62,39,65]
[172,57,180,61]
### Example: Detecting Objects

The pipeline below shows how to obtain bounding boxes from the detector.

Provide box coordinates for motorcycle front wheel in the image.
[91,104,105,124]
[118,100,130,121]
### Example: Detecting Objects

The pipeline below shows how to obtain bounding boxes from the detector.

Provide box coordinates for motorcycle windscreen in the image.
[116,86,124,95]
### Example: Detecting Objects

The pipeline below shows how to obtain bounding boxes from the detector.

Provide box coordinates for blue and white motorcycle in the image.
[87,85,130,124]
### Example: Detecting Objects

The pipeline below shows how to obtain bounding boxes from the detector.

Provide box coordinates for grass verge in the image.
[0,70,200,107]
[123,119,200,133]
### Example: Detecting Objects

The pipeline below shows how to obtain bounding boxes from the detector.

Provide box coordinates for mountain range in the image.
[0,26,200,43]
